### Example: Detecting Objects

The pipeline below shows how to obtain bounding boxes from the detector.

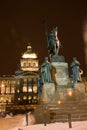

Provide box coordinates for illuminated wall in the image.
[14,74,38,105]
[20,58,39,72]
[0,77,16,103]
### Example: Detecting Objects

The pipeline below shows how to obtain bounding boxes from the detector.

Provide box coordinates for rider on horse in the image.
[47,27,62,59]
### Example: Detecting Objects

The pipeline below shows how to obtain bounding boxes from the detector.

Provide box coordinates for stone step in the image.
[49,112,87,122]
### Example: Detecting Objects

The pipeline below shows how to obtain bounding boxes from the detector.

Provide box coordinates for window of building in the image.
[33,85,38,93]
[2,80,6,84]
[11,87,15,93]
[17,89,20,93]
[8,98,11,103]
[28,96,32,100]
[28,100,31,103]
[28,78,32,82]
[28,63,31,67]
[11,80,16,85]
[23,84,27,92]
[36,62,38,67]
[33,96,37,100]
[33,78,37,84]
[17,80,20,85]
[23,96,27,100]
[18,97,20,101]
[33,63,36,67]
[24,78,27,83]
[1,84,5,94]
[13,80,16,84]
[7,80,10,84]
[6,86,10,94]
[0,97,4,102]
[24,63,26,67]
[28,86,32,92]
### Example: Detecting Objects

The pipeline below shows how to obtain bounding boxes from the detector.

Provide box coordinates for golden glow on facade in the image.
[22,53,37,59]
[21,44,39,72]
[0,44,39,106]
[23,96,27,100]
[23,84,27,92]
[0,78,15,103]
[22,44,37,59]
[33,85,38,93]
[33,96,37,99]
[28,96,32,100]
[28,87,32,92]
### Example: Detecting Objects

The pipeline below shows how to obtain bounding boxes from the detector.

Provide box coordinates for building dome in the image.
[22,44,37,59]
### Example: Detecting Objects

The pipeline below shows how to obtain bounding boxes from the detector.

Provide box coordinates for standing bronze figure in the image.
[47,27,62,59]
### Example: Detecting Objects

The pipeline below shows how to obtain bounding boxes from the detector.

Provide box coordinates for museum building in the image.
[0,44,39,105]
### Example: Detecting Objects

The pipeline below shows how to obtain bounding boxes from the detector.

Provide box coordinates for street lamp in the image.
[57,100,61,105]
[68,91,72,96]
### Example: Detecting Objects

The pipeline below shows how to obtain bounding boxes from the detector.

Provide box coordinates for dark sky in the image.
[0,1,87,75]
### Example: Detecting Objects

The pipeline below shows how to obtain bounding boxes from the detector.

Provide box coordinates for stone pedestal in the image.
[40,83,55,104]
[52,62,70,86]
[54,88,75,102]
[51,55,65,62]
[74,82,86,100]
[40,55,86,104]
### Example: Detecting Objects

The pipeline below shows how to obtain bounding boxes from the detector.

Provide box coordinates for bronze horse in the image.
[48,27,62,59]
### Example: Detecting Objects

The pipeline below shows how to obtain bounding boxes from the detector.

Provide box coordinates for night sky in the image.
[0,1,87,75]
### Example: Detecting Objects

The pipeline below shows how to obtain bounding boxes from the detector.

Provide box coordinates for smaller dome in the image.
[22,44,37,59]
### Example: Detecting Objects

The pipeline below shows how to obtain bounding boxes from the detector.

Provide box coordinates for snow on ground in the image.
[19,122,87,130]
[0,115,87,130]
[0,115,26,130]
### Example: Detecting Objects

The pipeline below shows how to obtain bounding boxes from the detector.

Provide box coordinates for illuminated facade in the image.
[0,44,39,106]
[14,44,39,105]
[14,73,38,105]
[20,44,39,72]
[0,76,16,104]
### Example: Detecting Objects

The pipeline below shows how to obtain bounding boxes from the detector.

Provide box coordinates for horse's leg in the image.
[54,44,56,55]
[49,54,52,61]
[57,41,60,55]
[57,46,59,55]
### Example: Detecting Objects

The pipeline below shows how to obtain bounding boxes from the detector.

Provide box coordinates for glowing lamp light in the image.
[1,97,3,101]
[17,89,20,93]
[33,86,37,93]
[29,100,31,103]
[33,96,37,100]
[1,83,5,94]
[58,100,61,104]
[28,87,32,92]
[23,96,27,100]
[68,91,72,96]
[18,98,20,101]
[1,83,4,87]
[28,96,32,100]
[23,85,27,92]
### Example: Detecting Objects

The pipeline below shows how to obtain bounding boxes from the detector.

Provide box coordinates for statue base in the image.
[40,56,86,104]
[40,83,55,104]
[55,87,75,102]
[74,82,86,101]
[40,82,86,104]
[51,55,65,62]
[52,62,70,86]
